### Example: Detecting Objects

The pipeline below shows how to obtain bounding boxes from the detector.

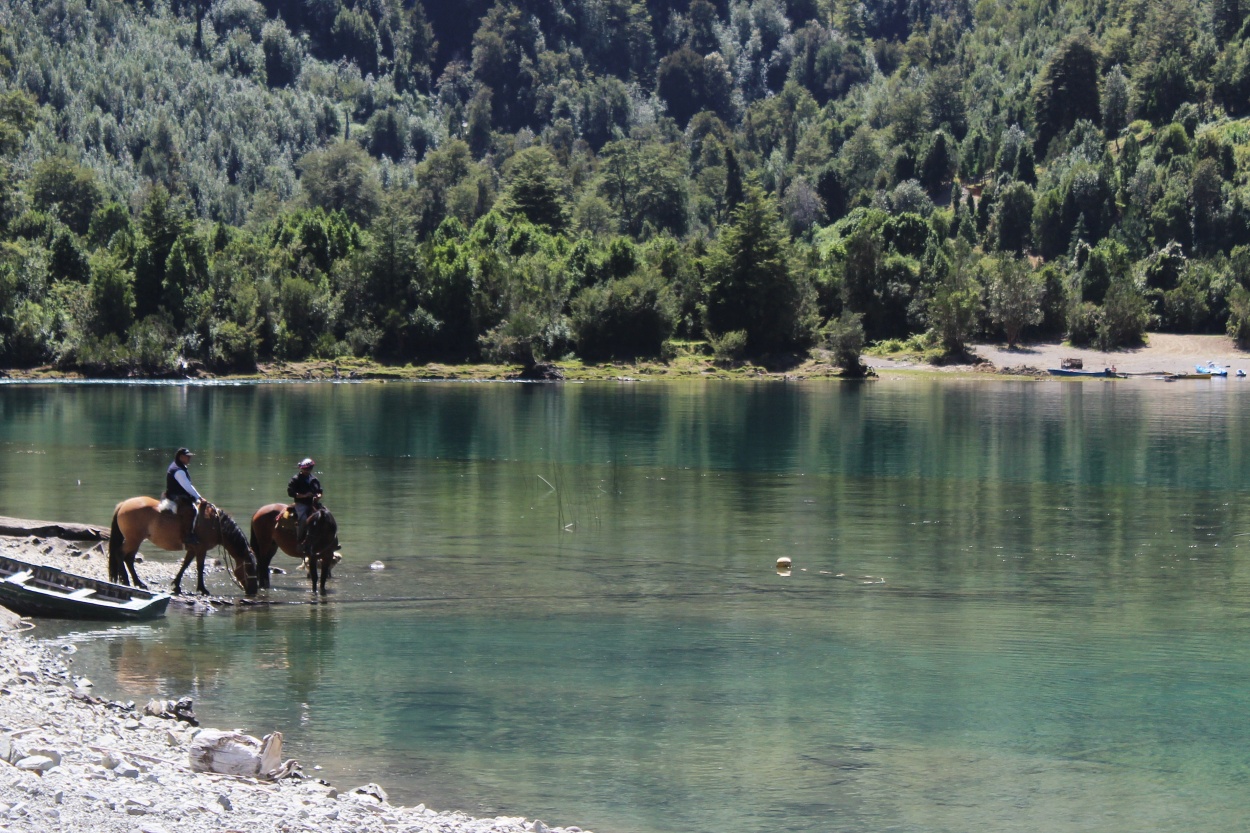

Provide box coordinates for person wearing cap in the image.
[287,458,323,553]
[164,447,204,545]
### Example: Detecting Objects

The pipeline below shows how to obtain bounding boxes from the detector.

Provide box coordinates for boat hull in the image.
[1048,368,1122,377]
[0,555,170,621]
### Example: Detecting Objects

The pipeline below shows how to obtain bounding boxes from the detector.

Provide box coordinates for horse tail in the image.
[107,506,125,584]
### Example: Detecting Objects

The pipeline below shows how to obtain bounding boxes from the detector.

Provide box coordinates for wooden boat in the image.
[1163,372,1212,380]
[0,554,170,620]
[1047,368,1123,377]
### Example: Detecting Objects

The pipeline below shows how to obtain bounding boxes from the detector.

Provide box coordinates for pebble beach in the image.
[0,526,591,833]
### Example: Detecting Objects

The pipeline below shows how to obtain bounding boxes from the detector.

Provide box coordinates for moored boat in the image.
[0,554,170,620]
[1196,361,1229,377]
[1047,367,1123,377]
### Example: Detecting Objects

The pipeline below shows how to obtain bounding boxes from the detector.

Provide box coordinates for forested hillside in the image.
[2,0,1250,374]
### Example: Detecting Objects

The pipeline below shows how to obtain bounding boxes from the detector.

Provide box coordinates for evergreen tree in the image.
[706,186,815,352]
[1214,0,1244,47]
[500,147,571,231]
[994,182,1036,255]
[134,187,191,321]
[724,147,745,215]
[1101,66,1131,148]
[1032,34,1102,157]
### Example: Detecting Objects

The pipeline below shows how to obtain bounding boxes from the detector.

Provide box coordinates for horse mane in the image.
[216,509,255,566]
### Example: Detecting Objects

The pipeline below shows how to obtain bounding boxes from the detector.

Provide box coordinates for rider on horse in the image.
[164,447,203,545]
[288,457,322,554]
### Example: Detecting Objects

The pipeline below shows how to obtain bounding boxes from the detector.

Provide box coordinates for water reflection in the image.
[10,379,1250,833]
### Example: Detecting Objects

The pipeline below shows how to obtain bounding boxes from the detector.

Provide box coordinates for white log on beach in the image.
[188,728,288,778]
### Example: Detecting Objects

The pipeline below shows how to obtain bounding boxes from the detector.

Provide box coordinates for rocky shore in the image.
[0,525,591,833]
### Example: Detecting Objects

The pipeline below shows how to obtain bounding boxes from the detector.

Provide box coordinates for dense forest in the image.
[2,0,1250,375]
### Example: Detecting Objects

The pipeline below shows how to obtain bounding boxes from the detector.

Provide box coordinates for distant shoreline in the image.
[1,333,1247,383]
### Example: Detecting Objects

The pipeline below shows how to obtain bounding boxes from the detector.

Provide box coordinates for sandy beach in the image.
[870,333,1250,376]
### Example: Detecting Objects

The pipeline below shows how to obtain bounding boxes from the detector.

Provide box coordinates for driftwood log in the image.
[0,516,110,542]
[188,729,297,779]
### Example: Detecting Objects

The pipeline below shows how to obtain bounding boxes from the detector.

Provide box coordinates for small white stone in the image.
[14,755,56,772]
[26,748,61,767]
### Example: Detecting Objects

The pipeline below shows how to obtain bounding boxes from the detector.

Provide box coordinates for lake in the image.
[2,377,1250,833]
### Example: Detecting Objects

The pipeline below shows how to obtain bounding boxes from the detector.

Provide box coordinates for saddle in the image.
[276,505,297,535]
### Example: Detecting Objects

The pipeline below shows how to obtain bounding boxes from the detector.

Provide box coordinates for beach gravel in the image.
[0,530,590,833]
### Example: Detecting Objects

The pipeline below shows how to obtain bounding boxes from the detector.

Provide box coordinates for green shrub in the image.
[820,310,868,376]
[479,306,572,367]
[571,271,677,361]
[1230,286,1250,348]
[707,329,748,364]
[1098,278,1148,348]
[128,316,177,372]
[209,320,258,372]
[1067,301,1101,346]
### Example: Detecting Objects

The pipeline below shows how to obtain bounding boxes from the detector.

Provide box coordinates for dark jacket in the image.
[287,472,322,506]
[166,460,194,501]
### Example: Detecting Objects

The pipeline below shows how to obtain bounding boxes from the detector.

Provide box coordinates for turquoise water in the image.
[2,378,1250,832]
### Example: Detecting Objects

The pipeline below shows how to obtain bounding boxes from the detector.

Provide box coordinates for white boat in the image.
[1196,361,1229,377]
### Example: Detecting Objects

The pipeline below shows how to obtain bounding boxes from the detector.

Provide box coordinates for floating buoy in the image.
[369,560,385,571]
[776,556,792,569]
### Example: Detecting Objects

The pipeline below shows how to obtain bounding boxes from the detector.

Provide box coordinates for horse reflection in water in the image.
[250,502,341,594]
[108,497,259,596]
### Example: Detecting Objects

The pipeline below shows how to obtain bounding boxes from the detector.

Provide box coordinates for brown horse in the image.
[108,498,259,596]
[250,502,341,594]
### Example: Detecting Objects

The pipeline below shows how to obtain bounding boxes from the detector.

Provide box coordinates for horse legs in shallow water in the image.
[307,547,321,594]
[171,547,210,596]
[303,508,337,595]
[249,531,276,590]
